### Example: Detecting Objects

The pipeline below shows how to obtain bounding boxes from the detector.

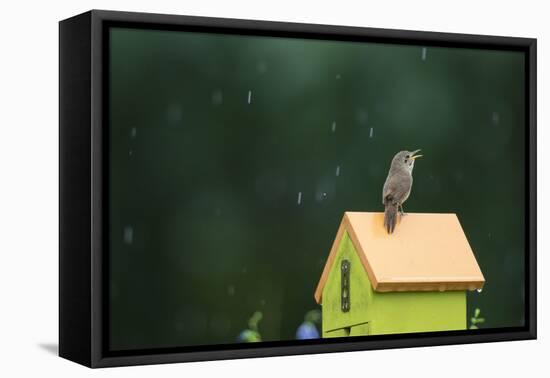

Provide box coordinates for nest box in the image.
[314,212,485,337]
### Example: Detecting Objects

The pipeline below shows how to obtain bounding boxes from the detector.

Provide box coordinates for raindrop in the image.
[477,288,483,293]
[331,121,337,133]
[491,111,500,125]
[297,191,302,205]
[247,90,252,104]
[421,47,427,61]
[335,73,341,80]
[315,190,329,202]
[260,299,266,306]
[356,109,368,124]
[335,165,341,177]
[166,104,183,122]
[369,127,374,138]
[130,127,137,138]
[227,285,235,296]
[315,177,336,203]
[128,150,133,156]
[123,226,133,244]
[212,89,223,105]
[257,61,268,74]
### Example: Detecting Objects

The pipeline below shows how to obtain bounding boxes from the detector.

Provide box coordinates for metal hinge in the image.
[341,259,350,312]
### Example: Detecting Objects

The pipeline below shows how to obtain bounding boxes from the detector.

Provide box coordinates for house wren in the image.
[382,149,422,234]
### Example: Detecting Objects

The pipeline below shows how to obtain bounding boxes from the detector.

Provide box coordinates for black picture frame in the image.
[59,9,537,368]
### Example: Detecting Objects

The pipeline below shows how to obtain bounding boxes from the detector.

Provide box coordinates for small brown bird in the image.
[382,149,422,234]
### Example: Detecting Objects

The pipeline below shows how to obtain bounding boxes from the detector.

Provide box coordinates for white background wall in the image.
[0,0,546,376]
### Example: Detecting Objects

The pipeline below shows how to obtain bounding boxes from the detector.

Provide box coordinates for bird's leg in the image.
[399,204,407,216]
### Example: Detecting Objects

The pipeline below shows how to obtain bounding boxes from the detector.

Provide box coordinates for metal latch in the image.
[341,259,350,312]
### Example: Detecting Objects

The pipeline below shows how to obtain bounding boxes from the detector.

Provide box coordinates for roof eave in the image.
[375,279,486,293]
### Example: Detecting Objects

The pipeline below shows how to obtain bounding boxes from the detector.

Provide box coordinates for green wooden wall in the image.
[322,232,466,337]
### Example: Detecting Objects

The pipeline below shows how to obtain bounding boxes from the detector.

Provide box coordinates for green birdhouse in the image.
[314,212,485,337]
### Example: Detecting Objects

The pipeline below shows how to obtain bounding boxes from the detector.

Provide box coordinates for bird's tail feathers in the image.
[384,202,398,234]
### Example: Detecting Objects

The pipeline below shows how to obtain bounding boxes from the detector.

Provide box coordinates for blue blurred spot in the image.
[296,321,319,340]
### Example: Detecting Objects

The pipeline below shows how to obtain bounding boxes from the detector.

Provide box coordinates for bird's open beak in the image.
[410,149,423,160]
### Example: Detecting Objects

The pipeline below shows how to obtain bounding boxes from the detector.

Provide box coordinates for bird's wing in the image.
[383,171,412,205]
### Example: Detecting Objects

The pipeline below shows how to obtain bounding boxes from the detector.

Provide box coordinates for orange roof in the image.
[314,212,485,304]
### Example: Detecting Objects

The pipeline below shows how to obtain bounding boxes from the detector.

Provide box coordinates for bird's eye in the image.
[406,155,410,158]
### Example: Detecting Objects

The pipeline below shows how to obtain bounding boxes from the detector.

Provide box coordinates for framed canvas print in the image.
[59,10,536,368]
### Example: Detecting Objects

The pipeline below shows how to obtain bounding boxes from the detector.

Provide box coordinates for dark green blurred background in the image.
[108,27,525,351]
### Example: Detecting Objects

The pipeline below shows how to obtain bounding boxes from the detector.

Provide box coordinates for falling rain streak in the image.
[227,285,235,296]
[297,192,302,205]
[256,61,267,74]
[212,89,223,105]
[492,111,500,125]
[335,165,341,177]
[123,226,134,244]
[247,90,252,104]
[421,47,427,61]
[369,127,374,138]
[331,121,336,133]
